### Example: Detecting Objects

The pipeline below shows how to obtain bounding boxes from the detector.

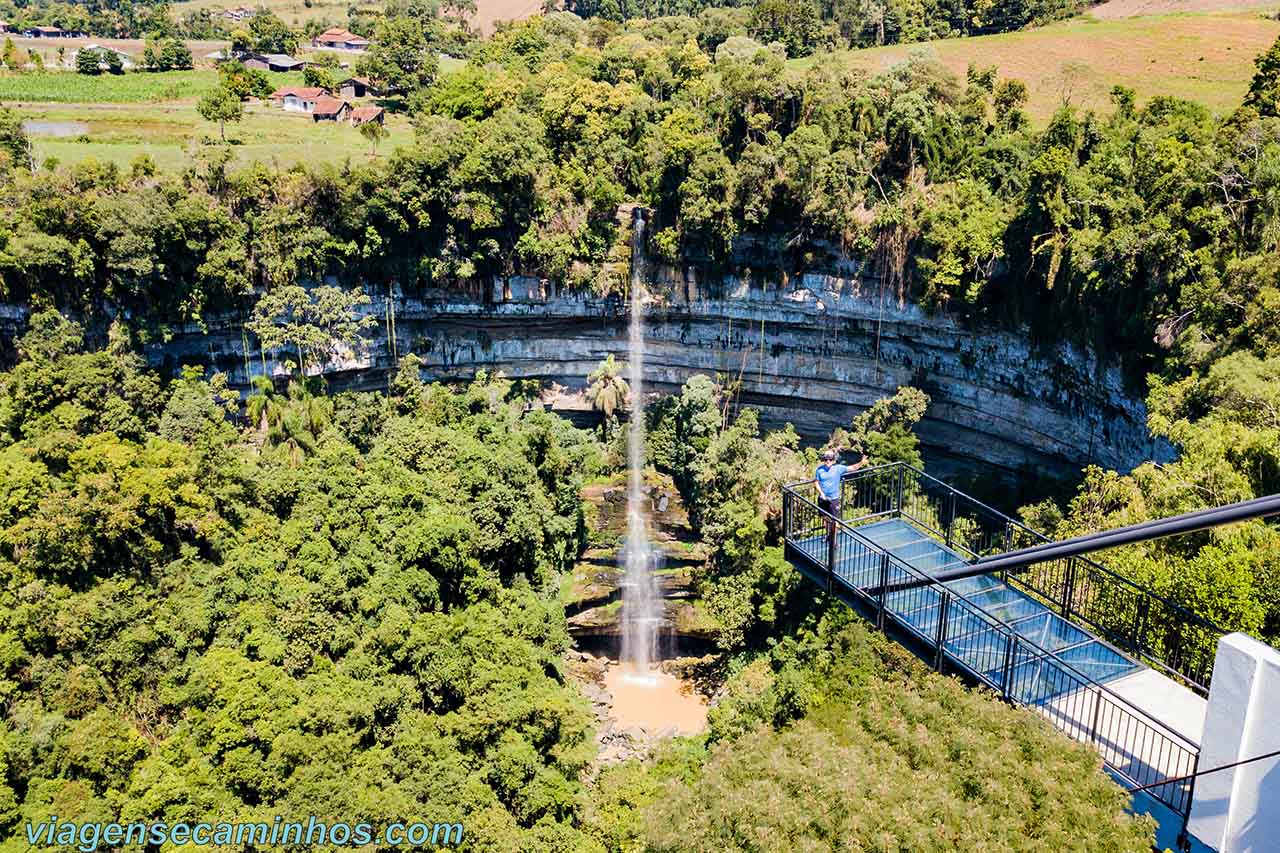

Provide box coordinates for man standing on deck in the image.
[815,448,868,522]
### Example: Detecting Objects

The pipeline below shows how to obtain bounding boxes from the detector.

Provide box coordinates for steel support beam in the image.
[866,493,1280,596]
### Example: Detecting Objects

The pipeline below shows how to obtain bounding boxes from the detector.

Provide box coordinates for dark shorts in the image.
[818,497,841,518]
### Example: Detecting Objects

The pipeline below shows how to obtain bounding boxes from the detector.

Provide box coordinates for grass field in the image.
[1088,0,1280,17]
[0,70,250,103]
[173,0,350,28]
[171,0,543,33]
[17,99,411,170]
[794,9,1280,121]
[470,0,544,33]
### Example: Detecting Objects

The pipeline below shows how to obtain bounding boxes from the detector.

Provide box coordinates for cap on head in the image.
[821,449,837,462]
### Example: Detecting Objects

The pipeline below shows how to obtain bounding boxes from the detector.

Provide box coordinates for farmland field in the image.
[17,99,410,169]
[171,0,543,33]
[0,70,264,103]
[2,36,229,69]
[794,9,1280,122]
[173,0,350,28]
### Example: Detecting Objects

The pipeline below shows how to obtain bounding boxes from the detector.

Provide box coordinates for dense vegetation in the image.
[0,312,604,850]
[2,18,1278,363]
[0,311,1156,850]
[1,16,1277,656]
[0,0,1085,53]
[0,9,1276,850]
[586,609,1154,851]
[561,0,1086,53]
[0,0,171,41]
[614,612,1153,851]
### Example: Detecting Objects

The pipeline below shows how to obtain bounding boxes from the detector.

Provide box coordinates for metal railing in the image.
[812,463,1224,693]
[781,466,1215,818]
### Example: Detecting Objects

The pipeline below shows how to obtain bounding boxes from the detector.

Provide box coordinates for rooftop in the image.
[313,96,349,116]
[315,28,369,44]
[270,86,327,100]
[350,106,384,123]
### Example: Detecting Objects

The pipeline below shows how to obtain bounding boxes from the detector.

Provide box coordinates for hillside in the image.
[170,0,542,33]
[471,0,544,33]
[795,9,1280,121]
[1088,0,1280,18]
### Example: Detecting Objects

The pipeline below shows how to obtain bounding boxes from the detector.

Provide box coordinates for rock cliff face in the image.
[132,267,1168,484]
[1,264,1167,482]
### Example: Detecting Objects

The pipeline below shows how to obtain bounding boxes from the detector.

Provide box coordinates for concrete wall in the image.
[1187,633,1280,852]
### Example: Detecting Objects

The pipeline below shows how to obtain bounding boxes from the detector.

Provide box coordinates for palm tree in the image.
[268,378,333,466]
[247,375,284,433]
[248,375,333,466]
[585,355,630,435]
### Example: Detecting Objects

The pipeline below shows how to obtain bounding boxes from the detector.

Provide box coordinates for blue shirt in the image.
[815,463,849,501]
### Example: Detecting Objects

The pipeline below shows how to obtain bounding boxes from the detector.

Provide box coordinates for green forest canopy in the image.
[0,0,1086,49]
[0,11,1277,851]
[0,3,1276,661]
[0,313,1159,850]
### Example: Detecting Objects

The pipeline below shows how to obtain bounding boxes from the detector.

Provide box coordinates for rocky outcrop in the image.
[4,265,1168,481]
[568,477,715,653]
[362,274,1164,479]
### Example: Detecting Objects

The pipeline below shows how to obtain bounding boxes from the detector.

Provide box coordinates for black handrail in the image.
[928,494,1280,583]
[899,465,1229,637]
[824,462,1228,687]
[1130,749,1280,794]
[781,485,1201,814]
[784,487,1195,749]
[789,461,1235,694]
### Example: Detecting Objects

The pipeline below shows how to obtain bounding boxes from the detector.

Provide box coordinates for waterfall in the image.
[620,208,662,677]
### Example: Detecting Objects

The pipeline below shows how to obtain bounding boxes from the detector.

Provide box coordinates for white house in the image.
[81,44,136,70]
[270,86,327,113]
[311,28,370,51]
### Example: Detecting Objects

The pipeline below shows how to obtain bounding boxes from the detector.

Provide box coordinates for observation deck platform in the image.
[782,464,1220,825]
[792,518,1141,692]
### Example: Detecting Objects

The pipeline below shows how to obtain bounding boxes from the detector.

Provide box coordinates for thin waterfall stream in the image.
[619,209,663,681]
[598,207,708,742]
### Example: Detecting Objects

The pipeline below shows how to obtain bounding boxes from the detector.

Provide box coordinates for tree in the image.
[993,78,1028,130]
[836,386,930,468]
[163,40,194,71]
[1245,35,1280,117]
[355,16,439,94]
[197,84,243,142]
[585,354,629,433]
[442,0,479,28]
[247,285,376,376]
[248,10,298,54]
[219,60,274,100]
[75,47,102,75]
[359,119,390,155]
[302,64,336,92]
[749,0,822,58]
[230,27,252,53]
[245,375,333,464]
[0,106,32,172]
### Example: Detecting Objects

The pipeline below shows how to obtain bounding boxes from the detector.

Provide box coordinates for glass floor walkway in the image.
[792,518,1139,700]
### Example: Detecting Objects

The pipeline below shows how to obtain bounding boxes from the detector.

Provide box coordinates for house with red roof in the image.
[312,97,351,122]
[270,86,328,113]
[312,28,370,51]
[349,106,384,126]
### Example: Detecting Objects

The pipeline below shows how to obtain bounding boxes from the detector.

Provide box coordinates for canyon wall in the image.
[133,267,1171,485]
